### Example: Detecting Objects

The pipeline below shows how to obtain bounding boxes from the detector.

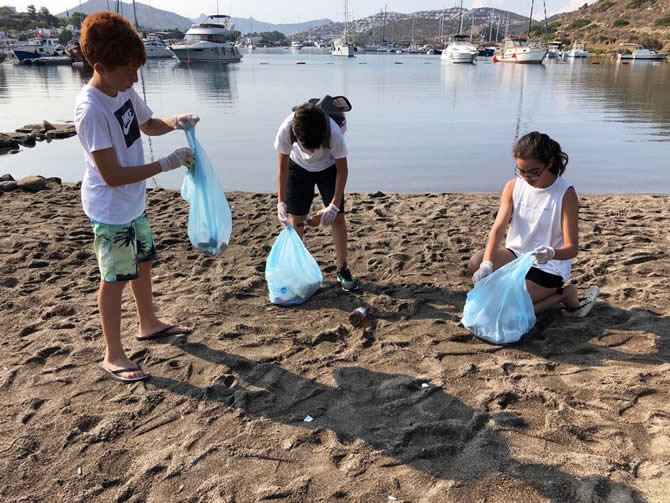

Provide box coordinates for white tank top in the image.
[505,176,573,282]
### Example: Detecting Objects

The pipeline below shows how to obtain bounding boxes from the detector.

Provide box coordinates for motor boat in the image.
[143,35,173,58]
[13,37,64,63]
[495,37,546,64]
[169,15,242,63]
[442,34,478,64]
[617,44,667,61]
[291,40,302,49]
[565,41,588,58]
[546,41,562,59]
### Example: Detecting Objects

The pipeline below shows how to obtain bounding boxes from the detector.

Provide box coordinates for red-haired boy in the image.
[75,12,197,383]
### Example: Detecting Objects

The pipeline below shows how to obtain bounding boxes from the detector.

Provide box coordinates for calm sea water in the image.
[1,50,669,194]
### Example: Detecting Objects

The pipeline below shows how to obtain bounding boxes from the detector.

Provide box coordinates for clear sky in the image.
[4,0,587,22]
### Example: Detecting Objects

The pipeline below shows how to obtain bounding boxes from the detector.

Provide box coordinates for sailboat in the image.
[332,0,356,57]
[494,2,546,63]
[442,1,478,63]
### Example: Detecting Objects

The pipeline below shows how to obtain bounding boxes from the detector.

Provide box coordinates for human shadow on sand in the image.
[519,303,670,367]
[295,280,465,325]
[149,341,645,503]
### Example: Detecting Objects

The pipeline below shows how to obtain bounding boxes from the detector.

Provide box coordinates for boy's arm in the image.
[139,114,200,137]
[139,118,175,137]
[91,147,192,188]
[277,153,289,203]
[332,157,348,207]
[91,147,161,187]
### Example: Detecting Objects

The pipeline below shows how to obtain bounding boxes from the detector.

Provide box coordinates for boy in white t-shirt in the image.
[274,102,359,291]
[75,12,198,383]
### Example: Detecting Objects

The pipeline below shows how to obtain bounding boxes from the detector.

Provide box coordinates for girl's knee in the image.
[468,252,484,274]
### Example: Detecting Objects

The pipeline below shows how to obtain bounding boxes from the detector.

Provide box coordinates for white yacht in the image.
[143,35,173,58]
[546,41,563,59]
[332,0,355,57]
[169,15,242,63]
[441,34,478,64]
[495,37,547,64]
[291,40,302,49]
[565,41,588,58]
[617,44,667,61]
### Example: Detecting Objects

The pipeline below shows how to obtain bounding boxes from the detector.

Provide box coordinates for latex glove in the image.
[473,260,493,284]
[277,202,289,227]
[317,203,340,227]
[170,114,200,130]
[158,148,194,172]
[533,246,555,265]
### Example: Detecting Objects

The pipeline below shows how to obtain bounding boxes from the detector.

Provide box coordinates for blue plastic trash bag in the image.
[265,225,323,305]
[461,253,537,344]
[180,124,232,255]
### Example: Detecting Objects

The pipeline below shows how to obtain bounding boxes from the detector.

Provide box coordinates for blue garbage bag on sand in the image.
[181,124,232,255]
[265,225,323,305]
[462,253,537,344]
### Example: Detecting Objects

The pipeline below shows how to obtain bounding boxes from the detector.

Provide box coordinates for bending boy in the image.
[75,12,198,383]
[274,102,359,291]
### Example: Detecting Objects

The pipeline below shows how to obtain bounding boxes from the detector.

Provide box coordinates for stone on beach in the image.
[0,133,19,149]
[0,174,15,182]
[0,181,18,192]
[17,176,47,192]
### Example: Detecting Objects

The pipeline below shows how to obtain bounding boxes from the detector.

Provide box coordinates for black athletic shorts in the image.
[286,159,346,216]
[507,249,564,290]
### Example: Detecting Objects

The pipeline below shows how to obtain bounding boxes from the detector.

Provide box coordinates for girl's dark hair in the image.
[292,104,329,150]
[513,131,568,176]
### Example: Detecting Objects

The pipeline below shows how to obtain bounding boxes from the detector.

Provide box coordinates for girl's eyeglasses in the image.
[514,164,547,179]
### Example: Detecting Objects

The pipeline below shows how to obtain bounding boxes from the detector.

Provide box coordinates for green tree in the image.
[27,4,36,18]
[70,11,86,28]
[58,29,73,44]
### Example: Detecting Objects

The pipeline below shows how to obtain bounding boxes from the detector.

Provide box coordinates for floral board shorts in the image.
[90,211,158,282]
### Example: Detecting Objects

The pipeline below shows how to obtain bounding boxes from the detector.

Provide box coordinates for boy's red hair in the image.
[80,11,146,68]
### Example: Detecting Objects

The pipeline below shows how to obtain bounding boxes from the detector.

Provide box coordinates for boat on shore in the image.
[495,37,546,64]
[617,44,666,61]
[169,15,242,63]
[0,52,6,64]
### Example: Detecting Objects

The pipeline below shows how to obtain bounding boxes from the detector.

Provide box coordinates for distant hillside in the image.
[548,0,670,51]
[55,2,332,35]
[193,15,333,36]
[56,0,192,29]
[295,8,544,45]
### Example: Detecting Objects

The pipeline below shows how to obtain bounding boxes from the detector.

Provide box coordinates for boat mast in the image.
[344,0,349,44]
[458,0,464,34]
[470,10,475,42]
[382,5,387,45]
[527,0,536,38]
[132,0,139,29]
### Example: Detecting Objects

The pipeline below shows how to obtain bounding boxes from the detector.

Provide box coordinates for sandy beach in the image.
[0,182,668,502]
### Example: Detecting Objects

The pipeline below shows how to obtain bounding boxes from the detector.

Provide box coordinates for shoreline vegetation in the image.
[0,183,668,501]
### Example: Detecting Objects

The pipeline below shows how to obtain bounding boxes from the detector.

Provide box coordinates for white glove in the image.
[533,246,555,265]
[473,261,493,284]
[169,114,200,130]
[277,202,289,227]
[317,203,340,227]
[158,148,194,172]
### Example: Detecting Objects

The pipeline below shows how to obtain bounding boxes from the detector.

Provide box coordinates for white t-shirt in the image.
[75,85,153,224]
[273,112,348,172]
[505,176,574,282]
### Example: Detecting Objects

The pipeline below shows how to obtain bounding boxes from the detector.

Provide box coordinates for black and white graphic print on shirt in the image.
[113,99,141,148]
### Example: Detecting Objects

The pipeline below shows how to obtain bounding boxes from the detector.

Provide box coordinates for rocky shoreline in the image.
[0,120,76,156]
